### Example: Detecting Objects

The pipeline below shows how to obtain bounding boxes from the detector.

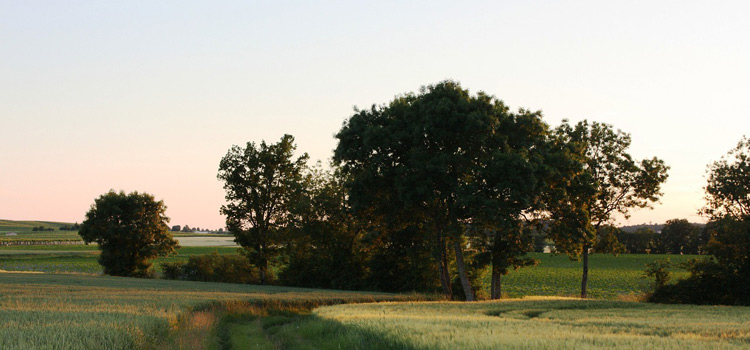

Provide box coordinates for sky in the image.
[1,1,749,229]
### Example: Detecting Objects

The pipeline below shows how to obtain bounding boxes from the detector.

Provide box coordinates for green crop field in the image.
[0,219,73,232]
[0,238,736,350]
[0,246,240,274]
[0,245,747,350]
[484,252,695,300]
[0,243,695,299]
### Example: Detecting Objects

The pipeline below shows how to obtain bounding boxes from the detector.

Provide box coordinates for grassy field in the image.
[0,272,425,350]
[4,272,748,350]
[488,252,694,299]
[1,219,230,238]
[0,243,694,298]
[0,246,239,274]
[311,298,750,349]
[0,219,73,233]
[0,234,736,350]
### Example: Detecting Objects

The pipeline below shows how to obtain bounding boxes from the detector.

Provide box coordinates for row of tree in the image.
[76,81,747,305]
[593,219,706,255]
[59,223,81,231]
[170,225,224,233]
[217,81,669,300]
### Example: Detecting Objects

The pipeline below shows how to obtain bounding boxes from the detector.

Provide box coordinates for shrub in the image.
[161,252,259,284]
[644,258,671,290]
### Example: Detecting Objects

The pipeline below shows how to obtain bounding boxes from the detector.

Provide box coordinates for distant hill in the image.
[0,219,74,233]
[619,222,705,233]
[619,223,664,233]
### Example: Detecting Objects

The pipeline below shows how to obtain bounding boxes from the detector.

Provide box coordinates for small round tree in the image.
[79,190,179,277]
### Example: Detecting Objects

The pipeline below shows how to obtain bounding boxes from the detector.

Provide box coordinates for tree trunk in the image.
[580,243,589,298]
[258,243,267,286]
[433,229,452,299]
[439,240,452,299]
[490,264,502,300]
[453,239,475,301]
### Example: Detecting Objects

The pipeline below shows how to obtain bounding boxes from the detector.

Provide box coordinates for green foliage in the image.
[58,223,80,231]
[657,219,703,254]
[592,225,626,255]
[648,256,743,305]
[79,190,178,277]
[161,252,259,284]
[651,138,750,305]
[362,225,440,293]
[280,164,369,290]
[334,81,549,300]
[651,218,750,305]
[644,258,672,289]
[617,227,658,254]
[545,120,669,297]
[218,134,309,285]
[702,136,750,219]
[547,120,669,252]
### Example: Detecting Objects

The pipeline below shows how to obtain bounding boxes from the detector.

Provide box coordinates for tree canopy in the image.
[546,120,669,298]
[651,137,750,305]
[334,80,549,300]
[217,134,308,285]
[79,190,178,277]
[702,137,750,220]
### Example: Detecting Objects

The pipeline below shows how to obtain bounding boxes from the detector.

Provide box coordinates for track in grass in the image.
[0,272,420,350]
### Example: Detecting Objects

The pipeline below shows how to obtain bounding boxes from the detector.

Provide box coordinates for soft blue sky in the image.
[2,1,748,229]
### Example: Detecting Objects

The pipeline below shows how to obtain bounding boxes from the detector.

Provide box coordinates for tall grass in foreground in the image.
[0,272,422,350]
[312,298,750,350]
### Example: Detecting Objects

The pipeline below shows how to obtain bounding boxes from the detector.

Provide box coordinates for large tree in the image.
[217,134,308,285]
[702,137,750,220]
[658,219,702,254]
[700,137,750,293]
[280,164,369,290]
[334,81,549,300]
[79,190,178,277]
[546,120,669,298]
[651,137,750,304]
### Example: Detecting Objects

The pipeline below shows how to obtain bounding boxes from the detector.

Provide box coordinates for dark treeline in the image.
[170,225,224,233]
[58,223,80,231]
[158,80,749,305]
[648,137,750,305]
[207,81,670,300]
[592,220,708,255]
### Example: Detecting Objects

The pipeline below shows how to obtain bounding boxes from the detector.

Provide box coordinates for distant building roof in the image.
[6,232,18,236]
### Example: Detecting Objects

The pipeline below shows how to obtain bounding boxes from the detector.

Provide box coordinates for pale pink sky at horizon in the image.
[2,1,749,229]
